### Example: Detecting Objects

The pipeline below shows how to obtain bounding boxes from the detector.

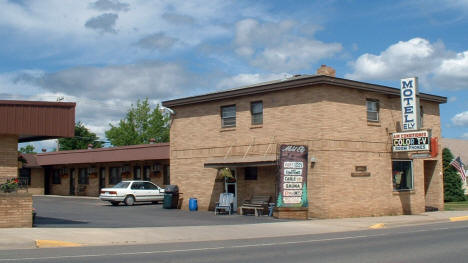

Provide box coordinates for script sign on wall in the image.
[277,145,308,208]
[392,130,430,152]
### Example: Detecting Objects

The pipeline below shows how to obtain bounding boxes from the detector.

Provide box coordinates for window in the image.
[52,169,61,184]
[131,182,144,190]
[419,105,424,128]
[143,182,158,190]
[19,168,31,186]
[244,167,258,180]
[366,99,379,121]
[251,101,263,125]
[392,160,413,191]
[78,168,89,185]
[143,166,151,181]
[134,166,141,180]
[221,105,236,127]
[109,167,122,185]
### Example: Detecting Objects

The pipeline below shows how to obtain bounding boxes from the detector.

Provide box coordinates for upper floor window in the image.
[221,105,236,127]
[366,99,379,122]
[251,101,263,125]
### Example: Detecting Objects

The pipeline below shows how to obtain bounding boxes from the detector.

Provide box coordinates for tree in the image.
[58,121,103,150]
[443,148,465,202]
[105,98,170,146]
[19,144,36,154]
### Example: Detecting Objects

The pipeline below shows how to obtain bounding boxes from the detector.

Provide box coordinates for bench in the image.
[239,195,271,216]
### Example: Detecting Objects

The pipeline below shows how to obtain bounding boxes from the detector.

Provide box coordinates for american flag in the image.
[450,156,466,182]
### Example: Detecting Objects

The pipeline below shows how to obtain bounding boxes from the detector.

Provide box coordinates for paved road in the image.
[3,221,468,262]
[33,196,284,228]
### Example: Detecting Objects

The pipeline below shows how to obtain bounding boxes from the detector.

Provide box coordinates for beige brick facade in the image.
[48,160,170,197]
[168,83,444,218]
[0,135,19,183]
[0,193,32,228]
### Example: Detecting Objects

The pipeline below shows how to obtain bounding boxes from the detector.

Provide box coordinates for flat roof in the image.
[35,143,169,166]
[162,75,447,107]
[0,100,76,142]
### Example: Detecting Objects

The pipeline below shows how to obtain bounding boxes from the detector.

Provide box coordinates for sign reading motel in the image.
[392,130,430,152]
[400,77,420,131]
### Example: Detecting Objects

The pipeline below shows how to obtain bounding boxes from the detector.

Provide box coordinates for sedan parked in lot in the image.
[99,181,165,206]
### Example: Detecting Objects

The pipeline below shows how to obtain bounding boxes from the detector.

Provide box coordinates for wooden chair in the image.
[215,193,234,215]
[239,195,271,216]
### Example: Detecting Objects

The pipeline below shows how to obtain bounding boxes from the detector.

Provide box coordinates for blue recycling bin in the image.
[189,198,198,211]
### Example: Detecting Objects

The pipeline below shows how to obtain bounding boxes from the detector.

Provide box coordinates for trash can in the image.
[164,185,179,209]
[189,198,198,211]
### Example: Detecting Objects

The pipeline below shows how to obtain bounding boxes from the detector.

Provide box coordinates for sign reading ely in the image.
[400,77,420,131]
[277,145,308,208]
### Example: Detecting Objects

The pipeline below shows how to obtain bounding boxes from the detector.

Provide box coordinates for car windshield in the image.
[112,182,130,189]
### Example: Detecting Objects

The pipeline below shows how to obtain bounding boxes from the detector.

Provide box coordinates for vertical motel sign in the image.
[277,145,308,208]
[401,77,420,131]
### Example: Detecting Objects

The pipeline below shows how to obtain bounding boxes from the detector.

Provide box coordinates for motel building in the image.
[162,65,447,219]
[19,143,170,197]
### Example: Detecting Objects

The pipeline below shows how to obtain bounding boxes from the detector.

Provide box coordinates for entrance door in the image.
[69,168,75,196]
[224,169,238,211]
[99,167,106,190]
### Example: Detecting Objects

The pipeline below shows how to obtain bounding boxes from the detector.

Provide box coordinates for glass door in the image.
[224,169,237,211]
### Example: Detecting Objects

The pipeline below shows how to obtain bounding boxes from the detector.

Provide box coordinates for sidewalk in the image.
[1,210,468,249]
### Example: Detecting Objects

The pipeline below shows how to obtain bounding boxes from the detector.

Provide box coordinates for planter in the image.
[0,192,33,228]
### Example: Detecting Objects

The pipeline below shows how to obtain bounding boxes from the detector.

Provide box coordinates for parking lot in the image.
[33,196,286,228]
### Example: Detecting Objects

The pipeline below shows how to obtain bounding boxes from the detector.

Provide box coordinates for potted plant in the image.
[0,178,19,193]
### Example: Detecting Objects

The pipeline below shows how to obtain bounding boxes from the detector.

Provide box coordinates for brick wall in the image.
[29,168,44,195]
[169,84,444,218]
[0,193,32,228]
[47,160,169,197]
[0,135,18,183]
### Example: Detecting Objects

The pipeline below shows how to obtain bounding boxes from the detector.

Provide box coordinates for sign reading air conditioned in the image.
[392,131,430,152]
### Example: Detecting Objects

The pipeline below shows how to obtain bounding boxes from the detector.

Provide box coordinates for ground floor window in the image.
[392,160,413,191]
[78,168,89,185]
[18,168,31,186]
[143,166,151,181]
[109,167,122,185]
[52,169,61,184]
[134,166,141,180]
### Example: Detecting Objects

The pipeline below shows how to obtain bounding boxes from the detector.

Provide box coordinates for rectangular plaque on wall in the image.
[277,145,308,208]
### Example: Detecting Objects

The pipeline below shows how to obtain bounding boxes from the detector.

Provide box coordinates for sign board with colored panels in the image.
[277,145,308,208]
[392,130,430,152]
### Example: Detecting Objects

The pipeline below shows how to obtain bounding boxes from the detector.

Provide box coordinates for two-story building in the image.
[162,66,447,219]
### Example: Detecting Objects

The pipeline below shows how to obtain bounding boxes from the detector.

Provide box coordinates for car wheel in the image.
[124,195,135,206]
[110,201,120,206]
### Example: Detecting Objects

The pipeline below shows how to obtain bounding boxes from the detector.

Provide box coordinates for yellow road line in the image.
[35,240,83,248]
[369,223,385,229]
[449,216,468,222]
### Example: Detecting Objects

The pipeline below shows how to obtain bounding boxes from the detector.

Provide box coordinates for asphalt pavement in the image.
[33,195,285,228]
[2,221,468,262]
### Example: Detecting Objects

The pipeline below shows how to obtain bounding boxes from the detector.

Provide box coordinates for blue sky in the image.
[2,0,467,150]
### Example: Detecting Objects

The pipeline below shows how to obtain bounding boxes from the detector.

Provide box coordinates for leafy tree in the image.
[58,121,103,150]
[105,98,170,146]
[443,148,465,202]
[19,144,36,154]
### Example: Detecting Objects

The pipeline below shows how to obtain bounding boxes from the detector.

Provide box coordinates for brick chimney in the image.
[316,64,336,77]
[87,144,93,149]
[149,138,156,144]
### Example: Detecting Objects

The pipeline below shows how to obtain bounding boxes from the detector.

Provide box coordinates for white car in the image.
[99,181,165,206]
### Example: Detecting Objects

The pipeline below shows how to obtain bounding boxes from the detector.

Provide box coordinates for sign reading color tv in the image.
[277,145,308,208]
[400,77,420,131]
[392,130,430,152]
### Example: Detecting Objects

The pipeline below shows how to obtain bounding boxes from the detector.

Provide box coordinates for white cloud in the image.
[136,33,178,50]
[234,19,342,72]
[452,111,468,126]
[346,38,468,90]
[216,73,292,90]
[462,133,468,139]
[85,13,119,34]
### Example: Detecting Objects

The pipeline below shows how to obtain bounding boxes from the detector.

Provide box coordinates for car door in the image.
[130,182,146,201]
[143,182,163,201]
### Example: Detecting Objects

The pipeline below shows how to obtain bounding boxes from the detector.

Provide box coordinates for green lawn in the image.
[444,201,468,211]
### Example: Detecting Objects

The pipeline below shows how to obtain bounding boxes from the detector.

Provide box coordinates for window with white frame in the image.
[366,99,379,121]
[392,160,413,191]
[221,105,236,127]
